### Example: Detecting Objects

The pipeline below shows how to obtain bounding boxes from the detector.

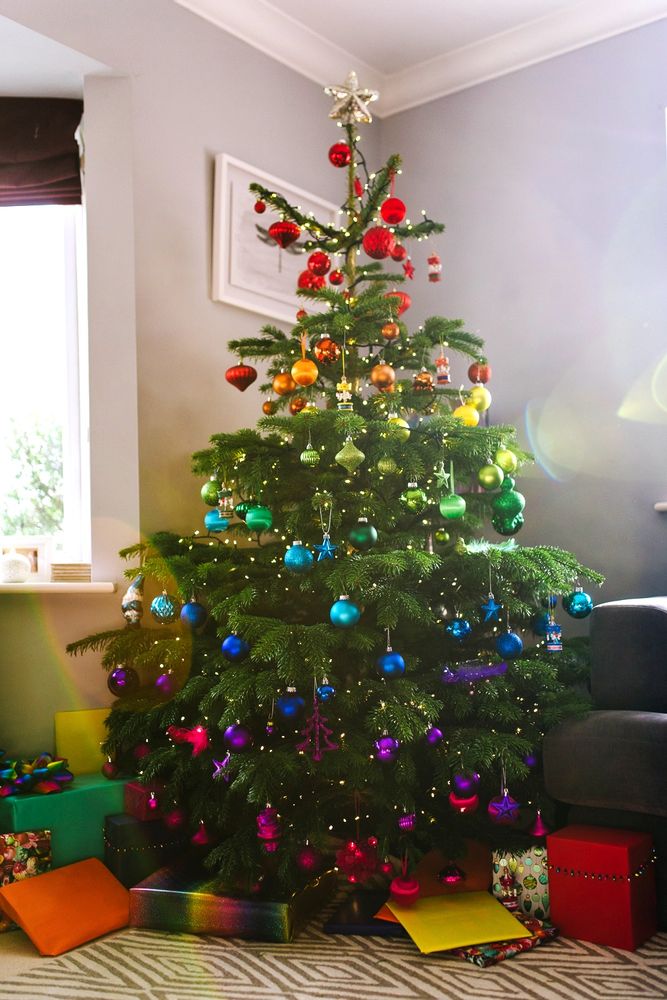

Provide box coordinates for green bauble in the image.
[494,447,518,474]
[234,500,255,520]
[492,489,525,518]
[349,517,378,551]
[245,504,273,532]
[387,416,410,442]
[434,528,450,544]
[500,476,515,491]
[439,493,466,520]
[399,482,428,514]
[300,444,320,467]
[492,512,524,536]
[201,478,221,506]
[377,456,398,475]
[335,437,365,474]
[478,464,504,491]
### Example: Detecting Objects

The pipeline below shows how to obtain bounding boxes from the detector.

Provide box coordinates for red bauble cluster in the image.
[362,226,396,260]
[380,197,407,225]
[328,142,351,168]
[268,220,301,248]
[307,251,331,276]
[329,270,344,285]
[225,364,257,392]
[335,836,378,883]
[297,270,326,291]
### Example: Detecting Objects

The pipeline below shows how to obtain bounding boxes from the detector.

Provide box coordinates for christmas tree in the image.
[69,72,601,899]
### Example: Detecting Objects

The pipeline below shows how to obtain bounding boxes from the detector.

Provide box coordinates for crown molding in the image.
[174,0,667,118]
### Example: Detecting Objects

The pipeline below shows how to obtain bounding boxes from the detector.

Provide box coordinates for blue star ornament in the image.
[314,533,338,561]
[481,594,502,622]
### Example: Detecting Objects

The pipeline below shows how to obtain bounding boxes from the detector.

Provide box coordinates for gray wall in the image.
[381,20,667,603]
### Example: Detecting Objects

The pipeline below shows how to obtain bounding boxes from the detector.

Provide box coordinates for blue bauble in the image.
[277,689,305,718]
[541,594,558,610]
[446,617,472,641]
[563,589,594,619]
[221,634,250,662]
[150,592,179,624]
[180,600,207,629]
[204,509,230,533]
[495,630,523,658]
[377,650,406,678]
[316,682,336,702]
[531,612,551,637]
[330,596,361,628]
[284,541,314,574]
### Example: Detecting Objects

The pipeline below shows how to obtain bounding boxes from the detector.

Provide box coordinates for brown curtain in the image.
[0,97,83,207]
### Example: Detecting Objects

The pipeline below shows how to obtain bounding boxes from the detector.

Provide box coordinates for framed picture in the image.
[212,154,339,325]
[1,536,52,581]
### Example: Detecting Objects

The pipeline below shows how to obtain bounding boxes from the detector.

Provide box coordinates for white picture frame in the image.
[212,154,339,325]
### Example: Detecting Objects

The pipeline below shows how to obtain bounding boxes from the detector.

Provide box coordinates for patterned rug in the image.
[1,923,667,1000]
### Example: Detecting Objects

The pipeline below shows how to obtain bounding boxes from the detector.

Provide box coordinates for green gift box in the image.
[130,865,337,942]
[0,774,125,868]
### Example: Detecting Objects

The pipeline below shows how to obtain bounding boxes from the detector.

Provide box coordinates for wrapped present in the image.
[130,865,337,942]
[0,830,52,932]
[452,915,558,967]
[54,708,109,775]
[492,845,550,919]
[0,752,73,797]
[0,773,125,868]
[324,889,408,938]
[547,825,656,950]
[104,814,188,888]
[124,781,163,822]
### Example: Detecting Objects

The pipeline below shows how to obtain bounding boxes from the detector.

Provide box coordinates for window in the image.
[0,203,90,567]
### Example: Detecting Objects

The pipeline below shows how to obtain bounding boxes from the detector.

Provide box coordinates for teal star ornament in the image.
[315,533,338,561]
[481,594,502,622]
[325,71,379,125]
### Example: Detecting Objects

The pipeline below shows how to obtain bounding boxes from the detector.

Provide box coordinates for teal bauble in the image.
[439,493,466,520]
[492,489,525,518]
[478,464,504,491]
[399,483,428,514]
[150,591,179,624]
[492,512,524,536]
[204,509,230,533]
[234,500,255,521]
[349,517,378,551]
[200,478,221,506]
[284,541,314,574]
[245,505,273,532]
[563,588,594,618]
[330,595,361,628]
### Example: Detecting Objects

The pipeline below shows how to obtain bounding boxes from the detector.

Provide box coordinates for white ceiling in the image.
[175,0,667,116]
[0,15,108,98]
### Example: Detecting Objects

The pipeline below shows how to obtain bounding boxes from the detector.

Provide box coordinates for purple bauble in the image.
[107,665,139,697]
[452,771,481,796]
[523,751,539,768]
[224,723,254,752]
[375,734,400,762]
[487,790,520,825]
[426,725,444,746]
[155,671,176,699]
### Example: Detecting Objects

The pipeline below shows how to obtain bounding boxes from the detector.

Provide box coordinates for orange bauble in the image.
[314,337,341,364]
[381,321,400,342]
[291,358,319,387]
[289,397,307,414]
[262,400,277,415]
[370,363,396,390]
[273,371,297,396]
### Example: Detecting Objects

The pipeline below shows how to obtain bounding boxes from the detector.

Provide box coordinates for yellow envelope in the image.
[386,891,530,954]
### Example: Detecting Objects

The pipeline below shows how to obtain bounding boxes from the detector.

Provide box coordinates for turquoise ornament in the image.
[330,595,361,628]
[563,587,594,618]
[284,541,314,574]
[204,509,229,533]
[245,505,273,532]
[150,591,180,624]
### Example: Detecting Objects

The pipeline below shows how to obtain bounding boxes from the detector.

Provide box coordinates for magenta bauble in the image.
[296,844,323,874]
[390,876,420,905]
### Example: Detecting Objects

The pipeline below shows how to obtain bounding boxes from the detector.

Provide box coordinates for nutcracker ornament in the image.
[427,252,442,282]
[435,353,451,385]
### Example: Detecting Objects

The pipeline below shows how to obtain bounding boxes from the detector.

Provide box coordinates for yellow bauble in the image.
[387,416,411,441]
[302,403,319,414]
[291,358,319,387]
[469,385,492,412]
[495,447,518,474]
[453,403,480,427]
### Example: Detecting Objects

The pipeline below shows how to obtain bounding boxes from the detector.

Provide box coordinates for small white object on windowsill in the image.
[654,502,667,512]
[0,549,32,583]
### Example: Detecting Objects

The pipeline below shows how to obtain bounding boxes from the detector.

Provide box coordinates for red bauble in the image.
[163,808,186,830]
[296,844,323,874]
[268,220,301,249]
[390,876,420,906]
[296,309,307,320]
[391,244,408,262]
[329,270,344,285]
[314,337,341,364]
[298,270,326,291]
[225,364,257,392]
[335,837,378,884]
[362,227,396,260]
[328,142,351,168]
[379,860,394,877]
[448,791,480,814]
[253,200,266,214]
[380,197,407,225]
[384,290,412,315]
[468,360,492,384]
[307,251,331,276]
[101,758,118,780]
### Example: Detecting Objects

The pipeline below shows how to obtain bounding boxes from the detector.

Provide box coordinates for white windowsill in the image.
[0,582,116,594]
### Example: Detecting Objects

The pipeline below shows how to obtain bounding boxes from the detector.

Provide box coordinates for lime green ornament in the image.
[495,447,518,474]
[438,460,466,520]
[478,463,504,491]
[492,488,525,518]
[387,415,410,441]
[201,477,221,506]
[399,482,428,514]
[377,456,398,475]
[245,504,273,532]
[335,436,365,475]
[300,443,320,467]
[434,529,450,544]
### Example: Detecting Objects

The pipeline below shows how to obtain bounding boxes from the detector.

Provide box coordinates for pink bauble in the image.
[448,791,479,814]
[390,876,420,906]
[163,808,186,830]
[296,845,323,874]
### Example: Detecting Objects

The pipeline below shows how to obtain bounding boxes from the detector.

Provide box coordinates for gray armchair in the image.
[544,598,667,927]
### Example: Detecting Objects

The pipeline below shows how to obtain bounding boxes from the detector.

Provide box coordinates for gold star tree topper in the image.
[325,71,379,125]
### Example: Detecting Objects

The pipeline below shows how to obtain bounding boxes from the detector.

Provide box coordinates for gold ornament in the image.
[381,321,400,342]
[452,403,480,427]
[273,371,296,396]
[324,70,379,125]
[262,400,276,415]
[413,367,434,392]
[289,397,307,415]
[469,385,492,412]
[370,363,396,390]
[336,376,353,412]
[335,436,365,474]
[291,358,319,387]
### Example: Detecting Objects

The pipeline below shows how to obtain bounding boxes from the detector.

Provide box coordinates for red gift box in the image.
[547,825,656,950]
[123,782,163,822]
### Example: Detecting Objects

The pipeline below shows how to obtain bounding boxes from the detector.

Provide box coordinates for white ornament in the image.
[0,549,32,583]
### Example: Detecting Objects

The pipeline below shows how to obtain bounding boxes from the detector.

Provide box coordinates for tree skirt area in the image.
[0,923,666,1000]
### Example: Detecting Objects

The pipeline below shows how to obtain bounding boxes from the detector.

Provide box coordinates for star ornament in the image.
[315,533,338,561]
[481,594,502,622]
[325,71,379,125]
[434,462,450,491]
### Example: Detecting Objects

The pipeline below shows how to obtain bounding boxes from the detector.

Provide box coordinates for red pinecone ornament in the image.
[268,220,301,248]
[384,290,412,315]
[225,364,257,392]
[380,197,407,225]
[298,270,326,290]
[362,227,396,260]
[328,142,351,168]
[307,251,331,276]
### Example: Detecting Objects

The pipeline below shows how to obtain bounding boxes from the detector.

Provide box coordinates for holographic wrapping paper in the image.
[130,866,336,942]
